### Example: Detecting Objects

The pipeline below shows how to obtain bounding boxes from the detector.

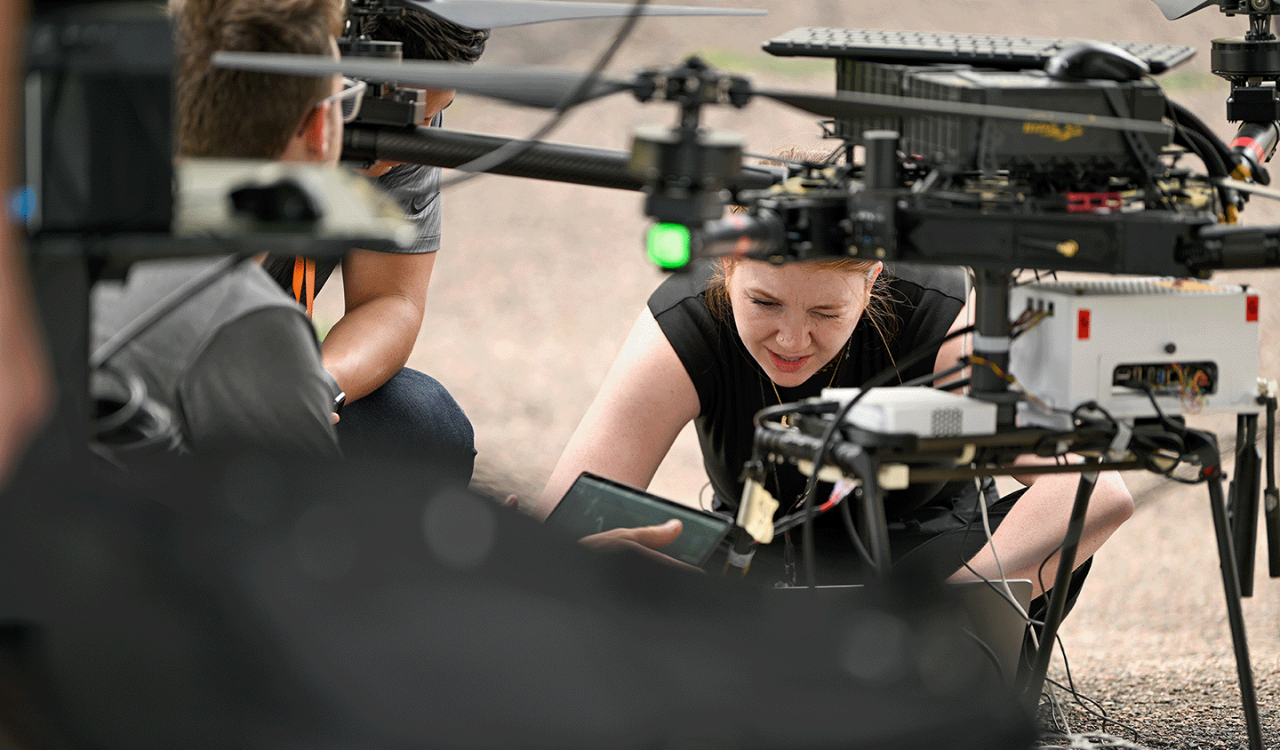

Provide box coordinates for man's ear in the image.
[299,101,333,160]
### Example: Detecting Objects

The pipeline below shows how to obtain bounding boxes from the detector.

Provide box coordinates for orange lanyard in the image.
[291,256,315,318]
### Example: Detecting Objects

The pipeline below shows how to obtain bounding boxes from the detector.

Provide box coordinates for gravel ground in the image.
[317,1,1280,746]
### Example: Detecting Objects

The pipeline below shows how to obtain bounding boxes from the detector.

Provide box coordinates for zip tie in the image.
[1105,419,1134,461]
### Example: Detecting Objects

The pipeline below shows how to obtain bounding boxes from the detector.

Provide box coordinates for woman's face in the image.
[726,259,881,388]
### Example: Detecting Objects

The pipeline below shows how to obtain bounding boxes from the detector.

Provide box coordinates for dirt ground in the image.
[317,1,1279,746]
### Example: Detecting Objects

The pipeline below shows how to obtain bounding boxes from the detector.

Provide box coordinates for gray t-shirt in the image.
[376,109,446,256]
[91,257,341,459]
[375,161,441,255]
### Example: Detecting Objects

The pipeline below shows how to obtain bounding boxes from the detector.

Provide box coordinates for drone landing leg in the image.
[1265,395,1280,578]
[850,445,891,572]
[1195,427,1266,750]
[1227,413,1261,597]
[1018,462,1098,711]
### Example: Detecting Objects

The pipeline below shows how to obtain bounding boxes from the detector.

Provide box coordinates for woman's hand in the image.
[578,519,703,573]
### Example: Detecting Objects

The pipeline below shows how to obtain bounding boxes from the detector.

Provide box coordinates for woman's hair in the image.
[705,256,899,355]
[361,8,490,63]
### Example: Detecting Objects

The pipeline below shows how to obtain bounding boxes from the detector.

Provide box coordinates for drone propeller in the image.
[752,88,1171,136]
[213,52,1172,135]
[213,53,631,109]
[392,0,765,29]
[1150,0,1216,21]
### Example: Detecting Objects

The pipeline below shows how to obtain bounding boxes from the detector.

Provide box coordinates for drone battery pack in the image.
[1008,277,1262,428]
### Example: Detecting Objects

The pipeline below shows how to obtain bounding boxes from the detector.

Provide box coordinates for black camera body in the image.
[337,35,430,128]
[24,2,174,235]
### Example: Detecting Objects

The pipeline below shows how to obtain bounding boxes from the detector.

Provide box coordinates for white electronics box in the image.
[1008,277,1261,429]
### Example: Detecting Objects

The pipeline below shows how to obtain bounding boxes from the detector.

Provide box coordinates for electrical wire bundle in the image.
[90,366,184,470]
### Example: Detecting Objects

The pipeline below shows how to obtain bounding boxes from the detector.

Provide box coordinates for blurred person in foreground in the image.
[0,0,53,487]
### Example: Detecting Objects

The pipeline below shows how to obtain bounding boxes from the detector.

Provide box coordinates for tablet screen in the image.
[545,472,733,567]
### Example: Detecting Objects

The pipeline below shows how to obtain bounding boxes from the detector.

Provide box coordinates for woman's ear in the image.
[862,261,885,306]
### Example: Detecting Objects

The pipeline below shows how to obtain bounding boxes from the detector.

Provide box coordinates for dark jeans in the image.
[891,487,1092,614]
[335,367,476,483]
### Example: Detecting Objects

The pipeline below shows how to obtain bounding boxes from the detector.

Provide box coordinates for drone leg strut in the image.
[970,269,1020,429]
[1227,413,1261,597]
[1018,463,1098,710]
[851,446,891,573]
[1204,447,1265,750]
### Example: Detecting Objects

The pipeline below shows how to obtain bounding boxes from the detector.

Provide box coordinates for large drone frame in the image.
[272,10,1280,748]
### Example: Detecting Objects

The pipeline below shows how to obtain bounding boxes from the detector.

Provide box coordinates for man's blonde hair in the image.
[173,0,346,158]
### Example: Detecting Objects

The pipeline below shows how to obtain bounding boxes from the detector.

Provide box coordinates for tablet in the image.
[545,472,733,567]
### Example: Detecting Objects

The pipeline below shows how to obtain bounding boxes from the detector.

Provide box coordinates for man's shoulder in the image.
[94,257,302,339]
[180,307,339,458]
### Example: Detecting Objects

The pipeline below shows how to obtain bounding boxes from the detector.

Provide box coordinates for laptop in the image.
[772,579,1034,683]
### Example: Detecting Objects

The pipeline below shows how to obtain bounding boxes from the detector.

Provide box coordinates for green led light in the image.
[646,223,692,269]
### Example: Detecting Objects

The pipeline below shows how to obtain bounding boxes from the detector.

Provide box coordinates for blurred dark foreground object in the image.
[0,452,1034,750]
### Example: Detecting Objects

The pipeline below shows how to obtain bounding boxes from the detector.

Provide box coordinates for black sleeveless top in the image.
[648,260,971,527]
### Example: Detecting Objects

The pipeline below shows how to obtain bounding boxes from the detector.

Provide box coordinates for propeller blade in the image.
[1150,0,1216,21]
[398,0,765,29]
[754,88,1172,136]
[215,53,1170,136]
[212,53,636,109]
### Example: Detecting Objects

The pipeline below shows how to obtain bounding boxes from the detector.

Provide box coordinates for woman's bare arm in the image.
[534,309,701,520]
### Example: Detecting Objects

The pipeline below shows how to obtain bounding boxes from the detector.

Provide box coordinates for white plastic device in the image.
[821,386,999,437]
[1008,277,1261,429]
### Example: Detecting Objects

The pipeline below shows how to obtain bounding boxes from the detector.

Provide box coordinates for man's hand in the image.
[578,519,703,573]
